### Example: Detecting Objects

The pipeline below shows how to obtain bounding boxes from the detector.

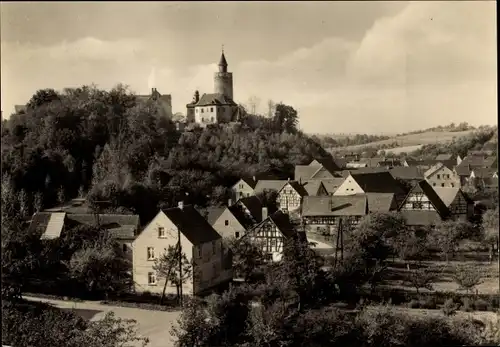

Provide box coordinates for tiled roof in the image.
[41,212,66,240]
[241,177,258,189]
[254,180,288,195]
[310,157,341,173]
[389,166,425,181]
[302,180,326,196]
[471,167,497,178]
[228,205,256,229]
[431,187,460,207]
[402,180,450,218]
[436,154,454,161]
[318,178,346,194]
[455,156,497,175]
[295,165,321,182]
[281,181,309,197]
[423,163,449,178]
[410,159,456,170]
[364,193,396,213]
[163,205,221,245]
[351,171,405,195]
[401,210,443,226]
[65,214,140,240]
[203,207,226,225]
[236,195,266,221]
[269,211,297,238]
[342,167,389,176]
[302,195,367,217]
[195,93,237,107]
[359,157,386,168]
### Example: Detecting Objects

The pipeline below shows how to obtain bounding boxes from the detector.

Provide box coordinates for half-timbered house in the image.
[245,210,300,262]
[432,187,474,221]
[277,180,309,213]
[398,180,450,229]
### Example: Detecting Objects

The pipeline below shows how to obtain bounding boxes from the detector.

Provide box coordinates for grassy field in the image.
[334,130,475,152]
[379,144,424,154]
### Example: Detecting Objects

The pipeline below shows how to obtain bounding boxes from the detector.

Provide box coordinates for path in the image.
[23,296,181,347]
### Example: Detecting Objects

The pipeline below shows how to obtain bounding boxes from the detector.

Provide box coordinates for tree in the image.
[57,186,66,205]
[33,191,44,213]
[452,265,482,294]
[267,99,276,118]
[274,103,299,133]
[481,207,499,263]
[18,189,29,218]
[153,244,192,305]
[67,241,132,297]
[225,236,265,282]
[406,269,435,295]
[431,220,468,262]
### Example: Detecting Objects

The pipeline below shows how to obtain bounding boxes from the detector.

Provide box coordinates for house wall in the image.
[401,192,436,211]
[425,166,461,188]
[195,105,218,125]
[249,220,285,262]
[277,183,302,212]
[212,208,246,239]
[231,180,255,201]
[333,176,364,196]
[448,192,472,220]
[132,211,231,296]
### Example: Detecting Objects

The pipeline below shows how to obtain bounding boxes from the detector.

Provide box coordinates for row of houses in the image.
[27,153,497,298]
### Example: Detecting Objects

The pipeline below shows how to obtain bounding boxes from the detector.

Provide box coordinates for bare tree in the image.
[247,95,261,115]
[267,99,276,118]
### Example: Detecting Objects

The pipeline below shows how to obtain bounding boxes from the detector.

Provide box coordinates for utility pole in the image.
[178,226,183,307]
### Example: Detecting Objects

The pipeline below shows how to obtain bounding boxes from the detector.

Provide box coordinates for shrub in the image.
[442,298,458,316]
[420,297,437,309]
[474,298,489,311]
[461,297,474,312]
[408,299,420,308]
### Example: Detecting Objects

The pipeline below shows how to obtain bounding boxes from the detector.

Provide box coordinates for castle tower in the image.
[214,48,234,100]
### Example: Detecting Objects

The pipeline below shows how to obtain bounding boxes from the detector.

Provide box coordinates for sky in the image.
[0,1,497,134]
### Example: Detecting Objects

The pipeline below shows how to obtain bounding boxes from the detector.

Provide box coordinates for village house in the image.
[333,171,407,205]
[301,195,368,248]
[231,177,257,201]
[254,179,288,196]
[294,158,341,182]
[424,162,461,188]
[469,167,498,180]
[132,203,232,296]
[29,212,140,260]
[233,195,270,223]
[137,88,173,120]
[398,180,450,230]
[454,155,498,185]
[301,180,329,196]
[244,210,300,262]
[432,187,474,221]
[202,205,246,240]
[277,180,309,213]
[435,153,462,165]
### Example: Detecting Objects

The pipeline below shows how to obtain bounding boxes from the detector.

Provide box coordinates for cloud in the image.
[1,2,496,133]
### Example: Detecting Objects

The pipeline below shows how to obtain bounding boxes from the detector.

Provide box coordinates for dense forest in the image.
[1,85,328,224]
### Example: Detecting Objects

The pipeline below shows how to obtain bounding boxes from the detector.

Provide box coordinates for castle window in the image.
[201,108,204,113]
[437,174,441,179]
[210,107,214,112]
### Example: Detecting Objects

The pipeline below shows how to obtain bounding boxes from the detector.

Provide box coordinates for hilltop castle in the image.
[186,50,240,127]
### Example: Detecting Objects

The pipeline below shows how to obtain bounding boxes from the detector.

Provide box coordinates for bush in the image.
[461,297,474,312]
[408,299,420,308]
[442,298,458,316]
[474,298,489,311]
[420,297,438,309]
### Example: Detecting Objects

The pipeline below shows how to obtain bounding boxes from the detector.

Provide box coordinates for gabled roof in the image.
[163,205,221,245]
[455,156,498,175]
[202,207,226,225]
[364,193,396,213]
[409,159,456,170]
[302,180,326,196]
[402,180,450,218]
[359,157,386,168]
[318,178,346,194]
[236,177,258,189]
[254,180,288,195]
[424,162,451,178]
[295,165,319,182]
[302,195,368,217]
[389,166,425,181]
[351,171,405,195]
[195,93,237,107]
[249,211,296,238]
[65,214,140,240]
[431,187,460,207]
[310,157,341,173]
[236,195,266,222]
[228,205,256,229]
[279,181,308,197]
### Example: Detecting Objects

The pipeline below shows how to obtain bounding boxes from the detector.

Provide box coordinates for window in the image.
[158,227,165,238]
[198,246,202,258]
[224,220,229,226]
[433,183,436,186]
[211,117,214,122]
[412,202,423,209]
[451,183,455,187]
[437,174,441,179]
[147,247,155,260]
[239,184,244,189]
[148,272,157,285]
[265,253,273,261]
[201,108,204,113]
[270,239,277,248]
[210,107,214,112]
[235,231,240,238]
[441,183,445,187]
[122,244,127,252]
[212,241,217,255]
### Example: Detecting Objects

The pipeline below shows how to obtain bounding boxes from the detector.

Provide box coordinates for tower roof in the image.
[218,51,228,66]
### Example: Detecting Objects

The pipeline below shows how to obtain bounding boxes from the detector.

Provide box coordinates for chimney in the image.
[178,201,184,210]
[228,198,232,206]
[287,177,290,181]
[261,207,268,221]
[252,175,256,182]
